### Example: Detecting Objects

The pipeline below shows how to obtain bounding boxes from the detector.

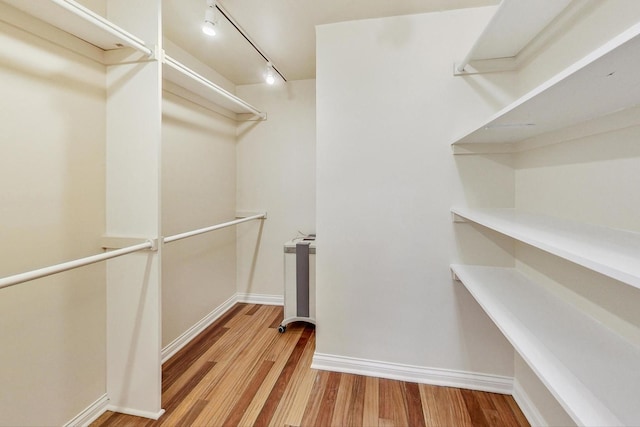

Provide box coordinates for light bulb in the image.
[266,73,275,85]
[202,7,216,36]
[202,20,216,36]
[265,63,276,85]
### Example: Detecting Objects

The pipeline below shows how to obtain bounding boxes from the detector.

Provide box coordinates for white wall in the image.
[0,10,106,426]
[236,80,316,298]
[315,8,518,377]
[161,92,238,347]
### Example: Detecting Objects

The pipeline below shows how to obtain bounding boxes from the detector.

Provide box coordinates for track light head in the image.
[265,62,276,85]
[202,0,217,37]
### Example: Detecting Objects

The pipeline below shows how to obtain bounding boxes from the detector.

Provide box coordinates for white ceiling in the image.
[163,0,500,86]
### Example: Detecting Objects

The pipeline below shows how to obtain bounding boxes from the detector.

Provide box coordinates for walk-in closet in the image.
[1,1,639,426]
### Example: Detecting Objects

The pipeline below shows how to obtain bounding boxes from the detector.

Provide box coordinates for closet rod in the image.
[0,240,154,291]
[164,213,266,244]
[52,0,153,57]
[163,55,266,119]
[0,214,266,290]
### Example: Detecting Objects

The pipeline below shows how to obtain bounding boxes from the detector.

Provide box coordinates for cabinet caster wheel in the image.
[278,325,286,333]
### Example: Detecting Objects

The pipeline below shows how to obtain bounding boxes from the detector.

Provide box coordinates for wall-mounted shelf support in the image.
[451,212,468,223]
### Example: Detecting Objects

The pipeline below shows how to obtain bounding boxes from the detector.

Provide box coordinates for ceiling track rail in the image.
[215,2,287,82]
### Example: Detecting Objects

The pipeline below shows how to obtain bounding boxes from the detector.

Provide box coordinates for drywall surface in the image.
[162,92,237,347]
[316,8,517,375]
[0,15,106,426]
[236,80,316,298]
[515,126,640,232]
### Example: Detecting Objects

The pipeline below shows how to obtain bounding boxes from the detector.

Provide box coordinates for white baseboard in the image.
[311,352,513,394]
[106,406,165,420]
[236,292,283,306]
[161,294,237,363]
[512,379,547,427]
[64,394,109,427]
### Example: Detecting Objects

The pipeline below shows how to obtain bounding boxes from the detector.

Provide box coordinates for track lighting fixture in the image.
[265,62,276,85]
[199,2,287,83]
[202,0,217,37]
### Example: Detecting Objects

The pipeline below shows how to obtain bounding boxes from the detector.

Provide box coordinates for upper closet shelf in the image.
[451,264,640,427]
[455,0,572,73]
[451,207,640,290]
[452,22,640,149]
[163,55,266,120]
[3,0,152,56]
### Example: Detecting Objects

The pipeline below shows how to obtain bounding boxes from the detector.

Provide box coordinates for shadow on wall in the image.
[162,92,237,138]
[515,124,640,169]
[454,153,515,209]
[376,15,414,48]
[516,244,640,345]
[456,73,521,118]
[117,253,155,407]
[452,222,515,267]
[239,219,265,295]
[236,115,264,139]
[0,31,104,100]
[452,278,514,376]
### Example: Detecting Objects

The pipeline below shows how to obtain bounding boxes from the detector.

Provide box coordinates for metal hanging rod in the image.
[0,240,154,291]
[164,213,266,244]
[0,214,266,291]
[214,3,287,82]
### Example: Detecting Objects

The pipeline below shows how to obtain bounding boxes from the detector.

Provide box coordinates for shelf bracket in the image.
[452,212,468,223]
[102,235,158,251]
[238,112,267,121]
[235,211,267,219]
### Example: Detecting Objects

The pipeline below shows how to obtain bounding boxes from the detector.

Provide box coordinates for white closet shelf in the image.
[163,55,266,120]
[451,207,640,290]
[452,22,640,148]
[451,264,640,427]
[455,0,572,73]
[3,0,152,56]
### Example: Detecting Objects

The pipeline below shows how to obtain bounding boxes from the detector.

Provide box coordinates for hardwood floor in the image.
[92,304,529,427]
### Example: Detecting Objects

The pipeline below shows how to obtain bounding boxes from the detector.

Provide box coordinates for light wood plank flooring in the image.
[93,303,529,427]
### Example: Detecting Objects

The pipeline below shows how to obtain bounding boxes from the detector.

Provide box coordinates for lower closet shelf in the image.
[450,264,640,427]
